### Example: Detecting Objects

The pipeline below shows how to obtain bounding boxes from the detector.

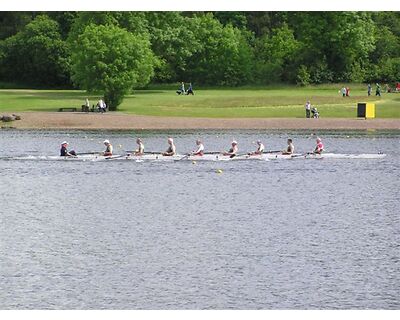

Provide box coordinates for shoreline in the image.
[2,111,400,130]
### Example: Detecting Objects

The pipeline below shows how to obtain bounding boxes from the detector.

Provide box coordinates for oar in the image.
[229,153,249,159]
[78,151,101,155]
[125,150,161,154]
[176,154,190,161]
[263,150,281,154]
[291,153,310,158]
[105,155,125,160]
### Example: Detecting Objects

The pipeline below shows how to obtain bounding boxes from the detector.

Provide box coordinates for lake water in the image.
[0,129,399,309]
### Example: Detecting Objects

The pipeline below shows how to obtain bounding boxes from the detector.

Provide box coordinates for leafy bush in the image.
[296,65,311,86]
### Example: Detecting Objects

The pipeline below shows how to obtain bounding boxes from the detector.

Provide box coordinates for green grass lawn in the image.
[0,84,399,118]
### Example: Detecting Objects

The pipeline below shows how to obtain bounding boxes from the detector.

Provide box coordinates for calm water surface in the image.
[0,129,399,309]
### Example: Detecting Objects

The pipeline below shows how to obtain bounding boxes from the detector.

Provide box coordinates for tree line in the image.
[0,12,399,109]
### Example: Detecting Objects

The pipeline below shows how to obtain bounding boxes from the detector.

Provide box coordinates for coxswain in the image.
[192,139,204,156]
[223,141,238,156]
[282,139,294,155]
[60,141,76,157]
[163,138,176,156]
[103,140,113,156]
[314,137,324,154]
[249,140,264,155]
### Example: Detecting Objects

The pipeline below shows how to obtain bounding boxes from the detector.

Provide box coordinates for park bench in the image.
[58,107,77,112]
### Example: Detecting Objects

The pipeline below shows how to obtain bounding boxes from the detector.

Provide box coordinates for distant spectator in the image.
[341,87,346,97]
[81,98,90,112]
[375,83,381,96]
[384,83,390,93]
[396,82,400,92]
[176,82,185,95]
[311,107,319,118]
[367,84,372,96]
[346,87,350,97]
[186,83,194,95]
[97,99,106,113]
[305,100,311,118]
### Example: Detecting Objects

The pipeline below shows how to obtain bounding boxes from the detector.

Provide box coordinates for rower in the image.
[60,141,76,157]
[163,138,176,156]
[249,140,264,155]
[223,140,238,156]
[314,137,324,154]
[103,139,113,156]
[192,139,204,156]
[134,138,144,155]
[282,138,294,155]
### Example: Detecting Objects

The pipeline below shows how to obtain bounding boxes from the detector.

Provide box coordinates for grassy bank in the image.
[0,85,399,118]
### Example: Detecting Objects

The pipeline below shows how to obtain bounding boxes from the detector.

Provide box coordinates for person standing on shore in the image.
[376,83,381,96]
[341,87,347,97]
[305,101,311,118]
[187,83,194,95]
[367,84,372,96]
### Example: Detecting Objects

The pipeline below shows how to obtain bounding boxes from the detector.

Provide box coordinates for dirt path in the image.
[3,112,400,130]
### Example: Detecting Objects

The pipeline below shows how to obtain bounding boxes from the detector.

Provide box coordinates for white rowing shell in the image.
[7,153,386,161]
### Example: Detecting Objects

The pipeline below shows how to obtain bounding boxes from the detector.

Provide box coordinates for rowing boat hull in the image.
[7,152,386,161]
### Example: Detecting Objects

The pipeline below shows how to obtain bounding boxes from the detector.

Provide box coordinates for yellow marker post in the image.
[365,103,375,119]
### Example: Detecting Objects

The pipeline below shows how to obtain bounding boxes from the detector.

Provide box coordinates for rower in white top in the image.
[127,138,144,156]
[282,138,294,155]
[192,139,204,156]
[223,140,238,157]
[103,139,113,156]
[163,138,176,156]
[248,140,265,156]
[313,137,324,154]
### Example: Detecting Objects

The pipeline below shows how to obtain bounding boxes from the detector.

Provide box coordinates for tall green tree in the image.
[0,14,70,86]
[185,13,254,86]
[70,24,155,110]
[0,12,34,40]
[145,12,201,82]
[288,12,376,82]
[254,23,300,83]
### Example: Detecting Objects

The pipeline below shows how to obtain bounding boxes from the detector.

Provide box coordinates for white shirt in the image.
[258,143,265,153]
[305,102,311,110]
[194,143,204,154]
[137,142,144,153]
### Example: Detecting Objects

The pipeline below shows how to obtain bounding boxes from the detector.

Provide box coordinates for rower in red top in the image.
[192,139,204,156]
[314,137,324,154]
